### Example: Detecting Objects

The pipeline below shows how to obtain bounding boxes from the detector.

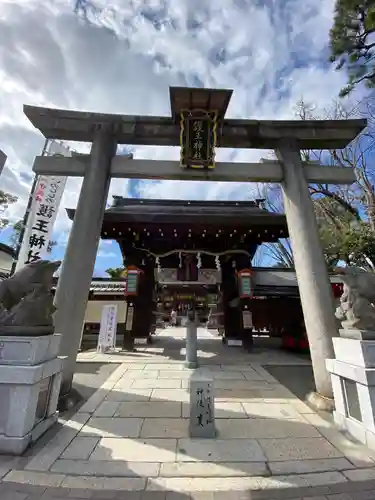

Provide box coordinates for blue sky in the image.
[0,0,367,276]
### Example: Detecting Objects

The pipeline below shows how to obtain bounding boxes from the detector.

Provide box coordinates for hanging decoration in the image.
[215,255,221,270]
[197,252,202,268]
[232,260,237,268]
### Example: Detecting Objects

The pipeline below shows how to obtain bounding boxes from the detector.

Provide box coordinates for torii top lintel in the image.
[23,86,366,149]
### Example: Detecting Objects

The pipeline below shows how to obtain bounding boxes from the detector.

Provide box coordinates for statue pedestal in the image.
[0,334,64,455]
[326,333,375,450]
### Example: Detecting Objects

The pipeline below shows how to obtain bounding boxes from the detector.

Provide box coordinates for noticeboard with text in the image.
[179,109,218,170]
[237,269,254,299]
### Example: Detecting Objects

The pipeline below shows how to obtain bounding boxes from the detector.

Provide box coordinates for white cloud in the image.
[0,0,365,273]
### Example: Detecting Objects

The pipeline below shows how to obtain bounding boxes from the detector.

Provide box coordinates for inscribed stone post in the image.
[189,376,216,438]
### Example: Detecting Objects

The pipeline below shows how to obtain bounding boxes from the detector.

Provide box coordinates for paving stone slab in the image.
[132,379,182,389]
[105,389,152,402]
[115,402,182,418]
[50,459,160,477]
[61,437,100,460]
[89,438,177,462]
[0,492,29,500]
[215,418,321,439]
[343,469,375,481]
[79,417,144,438]
[213,389,263,401]
[177,438,266,462]
[208,371,247,380]
[93,402,121,418]
[140,418,189,438]
[269,458,355,475]
[151,389,189,402]
[157,371,196,379]
[0,466,11,479]
[159,461,269,477]
[112,379,135,389]
[123,370,159,379]
[144,364,184,371]
[60,475,146,491]
[259,437,344,461]
[184,379,272,390]
[302,413,375,468]
[242,402,306,420]
[25,413,91,472]
[146,475,302,491]
[3,470,66,487]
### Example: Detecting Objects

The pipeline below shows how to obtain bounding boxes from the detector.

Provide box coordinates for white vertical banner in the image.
[97,304,118,352]
[16,141,70,272]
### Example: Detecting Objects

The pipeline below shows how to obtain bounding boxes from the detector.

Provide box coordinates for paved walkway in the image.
[2,328,375,499]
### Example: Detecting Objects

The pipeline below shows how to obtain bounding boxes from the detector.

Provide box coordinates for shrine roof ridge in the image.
[66,197,287,231]
[24,101,366,149]
[103,197,282,218]
[110,197,263,208]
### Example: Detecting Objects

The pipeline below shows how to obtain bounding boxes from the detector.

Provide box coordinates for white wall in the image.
[84,299,127,324]
[0,250,13,275]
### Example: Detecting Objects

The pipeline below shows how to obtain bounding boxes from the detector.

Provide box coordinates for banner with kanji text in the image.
[15,141,70,272]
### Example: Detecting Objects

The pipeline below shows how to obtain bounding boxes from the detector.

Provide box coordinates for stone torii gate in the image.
[23,87,366,408]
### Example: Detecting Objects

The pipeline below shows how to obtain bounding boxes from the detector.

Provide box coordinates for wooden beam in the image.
[33,156,356,185]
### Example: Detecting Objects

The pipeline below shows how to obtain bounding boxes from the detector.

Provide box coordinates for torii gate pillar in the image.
[53,125,117,403]
[277,143,336,404]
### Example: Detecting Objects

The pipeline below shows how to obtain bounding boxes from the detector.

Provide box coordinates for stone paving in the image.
[2,328,375,499]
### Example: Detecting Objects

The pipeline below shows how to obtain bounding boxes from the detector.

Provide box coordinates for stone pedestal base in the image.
[0,334,64,455]
[326,335,375,450]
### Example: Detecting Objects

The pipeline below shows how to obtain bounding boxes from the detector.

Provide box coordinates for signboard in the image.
[125,265,142,296]
[97,304,118,352]
[125,304,134,331]
[180,109,218,169]
[242,310,253,329]
[237,269,254,299]
[16,141,70,272]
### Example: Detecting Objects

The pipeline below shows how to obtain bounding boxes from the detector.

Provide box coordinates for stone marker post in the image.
[189,376,216,438]
[185,308,198,369]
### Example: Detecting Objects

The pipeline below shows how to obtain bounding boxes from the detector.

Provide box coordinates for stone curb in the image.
[2,476,375,499]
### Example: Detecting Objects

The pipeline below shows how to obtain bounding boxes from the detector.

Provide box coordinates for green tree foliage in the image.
[314,197,375,270]
[9,220,23,249]
[0,190,18,232]
[105,267,126,278]
[329,0,375,96]
[257,97,375,270]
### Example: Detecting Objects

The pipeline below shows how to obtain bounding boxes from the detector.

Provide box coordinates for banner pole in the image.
[10,138,50,275]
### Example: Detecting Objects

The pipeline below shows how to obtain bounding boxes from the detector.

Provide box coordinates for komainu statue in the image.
[0,260,61,332]
[334,267,375,331]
